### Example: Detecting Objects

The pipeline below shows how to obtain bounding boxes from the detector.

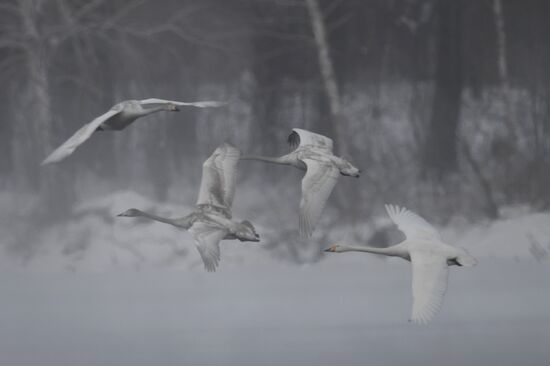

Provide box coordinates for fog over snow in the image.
[1,190,549,366]
[1,1,550,364]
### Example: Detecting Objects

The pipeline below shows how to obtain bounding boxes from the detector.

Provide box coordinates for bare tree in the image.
[0,0,221,193]
[305,0,349,158]
[424,0,463,178]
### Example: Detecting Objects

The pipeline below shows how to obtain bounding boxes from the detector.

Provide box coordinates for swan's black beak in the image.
[116,213,124,217]
[323,248,332,252]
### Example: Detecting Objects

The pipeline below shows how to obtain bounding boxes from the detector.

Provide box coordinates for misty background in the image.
[0,1,549,365]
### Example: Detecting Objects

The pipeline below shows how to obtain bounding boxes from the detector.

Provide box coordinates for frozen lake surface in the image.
[1,257,548,366]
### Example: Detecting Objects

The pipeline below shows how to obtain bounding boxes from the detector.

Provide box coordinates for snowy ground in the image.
[0,258,549,366]
[2,189,550,271]
[1,190,550,365]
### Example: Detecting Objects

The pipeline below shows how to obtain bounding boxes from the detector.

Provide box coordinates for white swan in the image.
[324,204,477,324]
[241,128,360,237]
[117,143,259,272]
[41,98,227,165]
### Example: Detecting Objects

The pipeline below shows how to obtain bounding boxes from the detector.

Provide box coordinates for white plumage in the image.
[325,204,477,324]
[241,128,360,237]
[41,98,226,165]
[196,143,241,213]
[117,143,259,272]
[299,159,340,237]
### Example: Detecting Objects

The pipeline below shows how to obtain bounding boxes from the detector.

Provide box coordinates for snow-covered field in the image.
[0,258,549,366]
[1,190,550,365]
[2,189,550,271]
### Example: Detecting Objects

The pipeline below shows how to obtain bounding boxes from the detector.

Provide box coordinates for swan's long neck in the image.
[240,155,291,166]
[339,245,402,257]
[136,210,191,229]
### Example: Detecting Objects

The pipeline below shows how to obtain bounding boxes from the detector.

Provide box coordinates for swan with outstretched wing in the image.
[117,143,259,272]
[42,98,226,165]
[324,204,477,324]
[241,128,360,237]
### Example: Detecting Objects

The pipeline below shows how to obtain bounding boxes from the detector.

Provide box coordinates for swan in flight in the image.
[241,128,360,237]
[117,143,259,272]
[41,98,227,165]
[324,204,477,324]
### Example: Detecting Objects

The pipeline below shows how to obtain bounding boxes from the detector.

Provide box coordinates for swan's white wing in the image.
[41,107,123,165]
[139,98,227,108]
[385,204,441,241]
[299,159,339,237]
[288,128,334,153]
[196,143,241,212]
[189,222,228,272]
[410,251,449,324]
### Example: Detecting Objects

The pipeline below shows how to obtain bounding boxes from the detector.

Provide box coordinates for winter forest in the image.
[2,0,550,262]
[1,1,550,365]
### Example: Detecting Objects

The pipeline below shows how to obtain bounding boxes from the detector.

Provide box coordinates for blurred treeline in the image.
[1,0,549,228]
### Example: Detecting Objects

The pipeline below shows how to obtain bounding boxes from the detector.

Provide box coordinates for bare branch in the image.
[53,75,103,100]
[99,0,148,30]
[327,12,353,33]
[0,39,29,53]
[305,0,350,159]
[160,2,214,24]
[0,3,20,16]
[0,54,23,77]
[74,0,108,19]
[243,0,304,6]
[105,23,230,53]
[322,0,345,18]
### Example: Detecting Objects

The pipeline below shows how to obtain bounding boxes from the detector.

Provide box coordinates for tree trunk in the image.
[17,0,54,186]
[424,0,463,178]
[493,0,508,87]
[305,0,349,158]
[17,0,73,216]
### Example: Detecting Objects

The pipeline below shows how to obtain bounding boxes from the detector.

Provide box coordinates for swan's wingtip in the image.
[40,159,56,166]
[41,155,56,166]
[203,101,228,108]
[384,203,396,215]
[299,231,312,238]
[409,317,427,325]
[207,264,218,272]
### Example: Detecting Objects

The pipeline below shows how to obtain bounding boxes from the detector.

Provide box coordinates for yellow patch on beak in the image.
[324,244,336,252]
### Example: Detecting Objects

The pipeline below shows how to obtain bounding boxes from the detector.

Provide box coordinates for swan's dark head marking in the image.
[167,104,179,112]
[236,220,260,242]
[116,208,143,217]
[324,244,343,253]
[340,163,360,178]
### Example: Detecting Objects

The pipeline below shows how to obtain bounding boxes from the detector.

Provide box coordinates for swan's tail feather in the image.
[456,250,478,267]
